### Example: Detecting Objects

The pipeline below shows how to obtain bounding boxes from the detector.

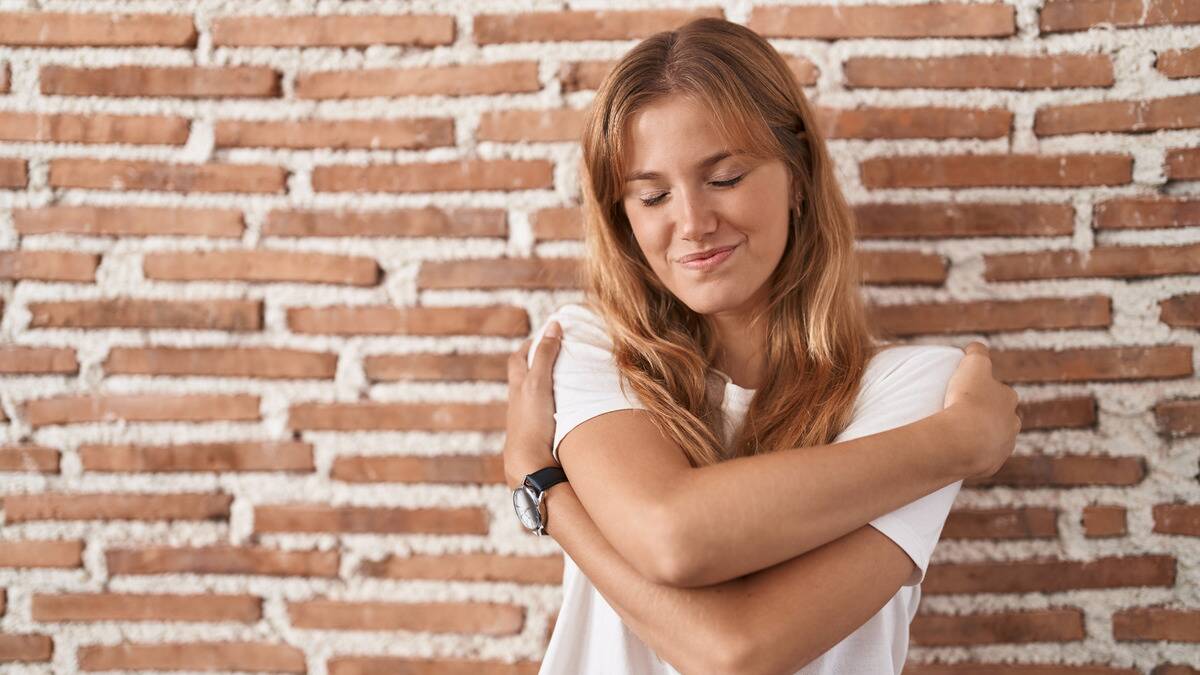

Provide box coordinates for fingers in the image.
[530,321,563,379]
[963,341,990,358]
[507,338,533,388]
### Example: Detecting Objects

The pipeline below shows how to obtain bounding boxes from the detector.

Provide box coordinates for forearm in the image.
[666,409,964,586]
[543,482,914,675]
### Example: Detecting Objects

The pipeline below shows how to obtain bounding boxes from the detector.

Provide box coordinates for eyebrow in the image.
[624,150,734,183]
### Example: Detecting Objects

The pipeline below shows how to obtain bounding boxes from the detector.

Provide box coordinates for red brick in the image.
[906,664,1139,674]
[559,60,615,92]
[0,251,98,282]
[1157,45,1200,78]
[1017,396,1097,430]
[993,346,1193,383]
[212,14,454,47]
[987,244,1200,281]
[1113,608,1200,642]
[1042,0,1200,33]
[862,154,1131,188]
[15,206,243,237]
[1084,505,1127,537]
[288,305,527,336]
[1153,504,1200,536]
[942,507,1058,540]
[106,545,337,577]
[290,402,505,431]
[0,63,8,93]
[475,9,720,43]
[3,493,231,522]
[288,599,522,633]
[255,504,488,535]
[855,202,1075,238]
[870,296,1109,336]
[28,298,262,331]
[215,118,453,150]
[1036,94,1200,136]
[968,455,1145,488]
[105,346,336,379]
[0,446,59,473]
[79,441,314,473]
[817,106,1011,140]
[296,62,539,99]
[1161,293,1200,327]
[0,540,82,568]
[419,258,580,290]
[23,394,261,427]
[361,553,563,584]
[0,12,196,46]
[912,608,1085,645]
[328,657,540,675]
[0,347,77,374]
[844,54,1112,89]
[1095,197,1200,229]
[50,159,286,193]
[33,593,259,623]
[859,250,947,285]
[1156,399,1200,437]
[923,555,1174,594]
[477,108,587,142]
[1153,666,1200,675]
[78,641,305,673]
[364,353,509,382]
[313,159,552,193]
[265,208,504,238]
[531,207,582,241]
[143,250,379,286]
[42,65,280,98]
[0,158,25,187]
[750,4,1014,38]
[0,634,53,662]
[0,112,188,145]
[1168,147,1200,179]
[332,454,505,484]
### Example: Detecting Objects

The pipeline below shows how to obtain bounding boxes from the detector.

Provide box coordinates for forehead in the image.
[623,95,735,173]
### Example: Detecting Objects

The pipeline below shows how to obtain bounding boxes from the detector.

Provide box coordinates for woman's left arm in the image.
[505,329,915,674]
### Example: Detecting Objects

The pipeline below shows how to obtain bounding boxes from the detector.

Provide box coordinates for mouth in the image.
[678,245,737,271]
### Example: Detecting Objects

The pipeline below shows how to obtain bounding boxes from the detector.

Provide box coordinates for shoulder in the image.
[528,302,617,368]
[855,343,965,410]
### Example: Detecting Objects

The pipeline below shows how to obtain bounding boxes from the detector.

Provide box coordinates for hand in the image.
[503,321,564,491]
[941,341,1021,479]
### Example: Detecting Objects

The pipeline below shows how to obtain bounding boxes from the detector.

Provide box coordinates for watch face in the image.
[513,487,542,530]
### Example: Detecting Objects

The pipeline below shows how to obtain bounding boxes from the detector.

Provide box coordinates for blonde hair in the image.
[579,17,880,467]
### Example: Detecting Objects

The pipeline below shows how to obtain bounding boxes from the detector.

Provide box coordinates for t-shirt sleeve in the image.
[526,304,648,464]
[833,344,966,586]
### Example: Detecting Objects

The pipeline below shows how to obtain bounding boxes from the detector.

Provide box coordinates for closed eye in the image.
[637,174,746,208]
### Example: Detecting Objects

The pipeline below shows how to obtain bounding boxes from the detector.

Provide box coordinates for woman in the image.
[503,17,1020,675]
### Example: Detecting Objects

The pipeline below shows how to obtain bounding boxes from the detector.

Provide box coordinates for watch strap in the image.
[525,466,568,494]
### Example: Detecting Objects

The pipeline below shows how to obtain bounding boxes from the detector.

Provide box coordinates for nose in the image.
[674,187,718,241]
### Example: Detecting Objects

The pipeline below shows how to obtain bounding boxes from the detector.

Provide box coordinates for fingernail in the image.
[546,321,562,338]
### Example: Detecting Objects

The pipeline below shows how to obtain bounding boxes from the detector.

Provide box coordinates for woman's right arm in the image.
[558,344,1019,588]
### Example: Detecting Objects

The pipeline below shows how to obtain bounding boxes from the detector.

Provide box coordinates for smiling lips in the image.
[678,245,737,270]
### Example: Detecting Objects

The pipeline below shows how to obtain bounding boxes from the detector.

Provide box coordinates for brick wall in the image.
[0,1,1197,673]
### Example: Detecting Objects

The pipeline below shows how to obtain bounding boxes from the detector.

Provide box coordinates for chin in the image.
[675,289,753,316]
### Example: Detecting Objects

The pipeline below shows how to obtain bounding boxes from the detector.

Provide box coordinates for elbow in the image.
[635,503,704,588]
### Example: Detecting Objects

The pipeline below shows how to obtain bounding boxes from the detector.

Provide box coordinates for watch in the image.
[512,466,569,536]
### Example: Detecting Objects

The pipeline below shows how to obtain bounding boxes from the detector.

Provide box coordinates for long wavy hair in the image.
[579,17,880,468]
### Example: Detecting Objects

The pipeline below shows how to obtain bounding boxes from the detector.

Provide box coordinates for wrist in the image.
[927,406,975,480]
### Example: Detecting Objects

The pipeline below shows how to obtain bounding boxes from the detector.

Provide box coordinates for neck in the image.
[708,308,767,390]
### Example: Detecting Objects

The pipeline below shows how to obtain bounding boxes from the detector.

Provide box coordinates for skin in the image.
[502,93,1021,672]
[622,94,790,387]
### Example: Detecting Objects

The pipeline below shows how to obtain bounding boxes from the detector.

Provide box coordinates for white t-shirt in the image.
[528,302,964,675]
